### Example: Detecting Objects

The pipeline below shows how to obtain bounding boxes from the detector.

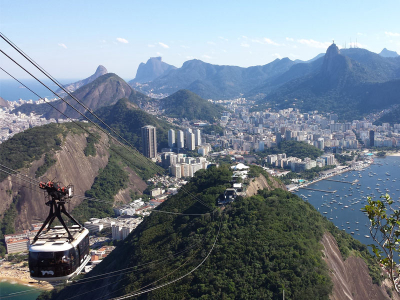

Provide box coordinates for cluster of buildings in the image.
[161,152,211,178]
[200,104,400,155]
[4,223,42,254]
[266,153,335,172]
[0,101,71,143]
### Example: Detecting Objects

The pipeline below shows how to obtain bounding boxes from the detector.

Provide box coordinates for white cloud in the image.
[148,44,155,48]
[241,35,248,39]
[357,32,367,37]
[272,53,282,59]
[385,31,400,37]
[180,45,189,49]
[207,41,216,45]
[156,52,162,56]
[297,39,330,49]
[264,38,280,46]
[159,42,169,48]
[241,43,250,48]
[58,43,67,49]
[202,54,212,59]
[221,49,227,53]
[219,36,228,41]
[116,38,129,44]
[286,37,294,41]
[186,56,194,59]
[100,40,106,43]
[250,38,263,44]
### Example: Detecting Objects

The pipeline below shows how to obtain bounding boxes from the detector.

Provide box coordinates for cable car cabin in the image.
[29,225,90,282]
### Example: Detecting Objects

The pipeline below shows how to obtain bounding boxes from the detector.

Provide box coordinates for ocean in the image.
[0,79,79,102]
[0,281,41,300]
[295,156,400,248]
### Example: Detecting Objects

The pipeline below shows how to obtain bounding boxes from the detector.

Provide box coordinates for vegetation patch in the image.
[84,132,100,157]
[35,153,57,178]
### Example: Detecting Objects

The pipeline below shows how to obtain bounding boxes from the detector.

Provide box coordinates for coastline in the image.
[0,262,53,290]
[387,152,400,157]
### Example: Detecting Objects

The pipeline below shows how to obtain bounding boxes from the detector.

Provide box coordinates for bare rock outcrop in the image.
[321,232,397,300]
[0,130,147,231]
[246,174,286,197]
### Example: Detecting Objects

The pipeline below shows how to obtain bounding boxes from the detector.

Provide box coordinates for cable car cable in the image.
[0,66,212,212]
[106,215,222,300]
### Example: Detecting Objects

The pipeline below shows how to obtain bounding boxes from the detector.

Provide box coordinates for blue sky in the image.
[0,0,399,80]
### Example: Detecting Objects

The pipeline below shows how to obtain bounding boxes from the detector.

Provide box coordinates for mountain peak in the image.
[95,65,107,75]
[131,57,176,83]
[326,43,340,57]
[379,48,399,58]
[322,43,343,74]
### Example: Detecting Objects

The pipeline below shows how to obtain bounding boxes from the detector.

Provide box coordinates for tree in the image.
[363,194,400,293]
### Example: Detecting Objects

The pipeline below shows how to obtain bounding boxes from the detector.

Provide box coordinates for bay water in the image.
[296,156,400,248]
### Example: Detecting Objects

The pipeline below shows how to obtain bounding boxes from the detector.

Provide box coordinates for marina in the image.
[295,155,400,249]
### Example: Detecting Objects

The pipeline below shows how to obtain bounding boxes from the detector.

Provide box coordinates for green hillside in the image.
[92,98,176,151]
[48,166,380,300]
[161,89,225,122]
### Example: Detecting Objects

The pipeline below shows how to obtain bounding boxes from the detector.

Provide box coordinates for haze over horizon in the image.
[0,0,399,80]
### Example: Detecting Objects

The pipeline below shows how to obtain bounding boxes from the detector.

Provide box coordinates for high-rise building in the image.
[194,129,201,146]
[177,130,184,149]
[187,132,196,150]
[168,129,175,148]
[141,125,157,158]
[369,130,375,147]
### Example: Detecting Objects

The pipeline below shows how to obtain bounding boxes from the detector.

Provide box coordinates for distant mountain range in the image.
[258,44,400,120]
[131,57,296,99]
[14,46,400,121]
[56,65,108,96]
[129,57,176,84]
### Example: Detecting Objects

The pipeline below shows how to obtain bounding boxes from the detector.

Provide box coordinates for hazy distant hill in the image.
[14,73,151,119]
[258,44,400,120]
[56,65,108,96]
[0,96,9,107]
[132,58,296,99]
[129,57,176,83]
[379,48,399,58]
[160,89,225,122]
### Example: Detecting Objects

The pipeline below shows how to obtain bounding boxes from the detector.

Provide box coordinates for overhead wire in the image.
[0,61,213,211]
[0,34,223,298]
[0,60,212,211]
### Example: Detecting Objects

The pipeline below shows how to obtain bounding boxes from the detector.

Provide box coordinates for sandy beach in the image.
[0,261,53,290]
[388,152,400,157]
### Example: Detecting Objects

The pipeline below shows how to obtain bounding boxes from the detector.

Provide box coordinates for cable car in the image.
[29,181,90,282]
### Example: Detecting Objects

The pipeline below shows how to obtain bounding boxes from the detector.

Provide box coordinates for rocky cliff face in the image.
[321,232,397,300]
[130,57,176,83]
[246,174,286,197]
[0,130,146,231]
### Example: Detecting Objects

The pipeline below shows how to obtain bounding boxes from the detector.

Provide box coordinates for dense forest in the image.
[160,89,225,122]
[48,166,381,300]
